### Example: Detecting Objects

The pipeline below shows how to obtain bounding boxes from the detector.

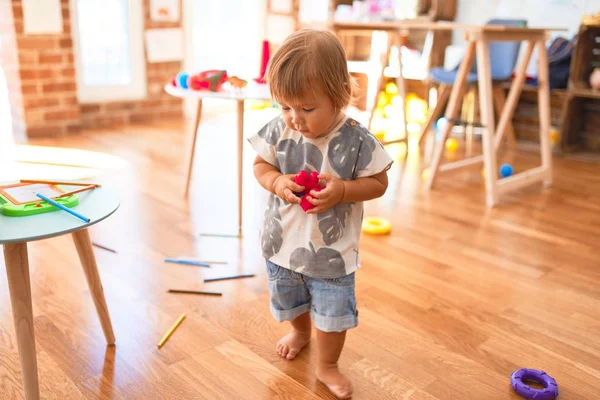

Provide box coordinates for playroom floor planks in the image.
[1,106,600,399]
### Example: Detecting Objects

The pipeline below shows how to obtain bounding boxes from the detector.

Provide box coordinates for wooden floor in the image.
[1,105,600,399]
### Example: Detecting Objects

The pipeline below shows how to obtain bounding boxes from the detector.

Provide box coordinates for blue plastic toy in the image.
[436,117,448,133]
[511,368,558,400]
[499,163,513,178]
[176,72,189,89]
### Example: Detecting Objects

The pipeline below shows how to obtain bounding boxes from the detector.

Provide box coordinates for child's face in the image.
[278,89,340,139]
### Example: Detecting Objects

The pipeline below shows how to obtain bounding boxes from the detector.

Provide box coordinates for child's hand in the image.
[272,174,305,204]
[306,173,345,214]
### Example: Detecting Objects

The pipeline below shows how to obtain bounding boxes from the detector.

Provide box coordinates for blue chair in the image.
[419,19,527,147]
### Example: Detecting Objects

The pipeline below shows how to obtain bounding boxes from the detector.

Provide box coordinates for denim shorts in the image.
[265,259,358,332]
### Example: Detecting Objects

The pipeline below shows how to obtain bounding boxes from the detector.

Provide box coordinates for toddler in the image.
[249,29,393,399]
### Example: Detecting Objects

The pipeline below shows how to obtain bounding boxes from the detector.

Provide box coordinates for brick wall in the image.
[11,0,80,137]
[1,0,183,138]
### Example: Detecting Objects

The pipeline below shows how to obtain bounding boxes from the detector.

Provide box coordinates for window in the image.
[71,0,146,102]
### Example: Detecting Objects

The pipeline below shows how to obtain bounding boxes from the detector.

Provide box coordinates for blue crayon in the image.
[36,193,90,223]
[164,258,210,268]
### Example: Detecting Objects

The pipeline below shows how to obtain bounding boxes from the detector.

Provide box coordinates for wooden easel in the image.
[392,22,561,206]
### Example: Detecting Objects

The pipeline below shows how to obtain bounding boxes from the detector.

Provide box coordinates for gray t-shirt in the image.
[248,115,393,279]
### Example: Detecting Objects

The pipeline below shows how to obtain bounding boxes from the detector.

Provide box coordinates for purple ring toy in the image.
[511,368,558,400]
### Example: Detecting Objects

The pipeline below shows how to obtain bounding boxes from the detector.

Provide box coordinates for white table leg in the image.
[185,99,203,196]
[72,229,115,345]
[395,31,409,143]
[237,99,244,237]
[3,242,40,400]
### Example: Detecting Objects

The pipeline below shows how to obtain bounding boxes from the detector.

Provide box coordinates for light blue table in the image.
[0,185,119,400]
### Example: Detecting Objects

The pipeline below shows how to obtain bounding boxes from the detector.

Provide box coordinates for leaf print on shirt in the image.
[317,203,353,246]
[289,242,346,277]
[277,136,323,174]
[261,195,283,258]
[328,118,377,179]
[257,116,284,146]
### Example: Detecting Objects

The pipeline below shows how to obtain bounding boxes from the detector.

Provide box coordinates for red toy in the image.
[188,70,229,91]
[292,170,322,212]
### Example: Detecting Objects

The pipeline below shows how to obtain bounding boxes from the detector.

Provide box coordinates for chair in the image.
[418,19,527,151]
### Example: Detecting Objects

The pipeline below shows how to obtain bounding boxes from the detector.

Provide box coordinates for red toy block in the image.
[292,170,321,212]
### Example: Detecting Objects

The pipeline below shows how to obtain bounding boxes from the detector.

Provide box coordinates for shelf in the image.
[567,88,600,100]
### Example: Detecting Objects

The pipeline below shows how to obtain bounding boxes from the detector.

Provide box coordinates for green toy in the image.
[0,193,79,217]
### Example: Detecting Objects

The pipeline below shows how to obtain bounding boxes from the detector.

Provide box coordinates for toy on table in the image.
[189,70,229,91]
[227,76,248,89]
[254,40,270,83]
[36,193,90,223]
[171,70,248,92]
[510,368,558,400]
[292,170,322,212]
[0,180,98,217]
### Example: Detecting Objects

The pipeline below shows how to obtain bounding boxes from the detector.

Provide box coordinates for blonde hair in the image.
[266,29,354,110]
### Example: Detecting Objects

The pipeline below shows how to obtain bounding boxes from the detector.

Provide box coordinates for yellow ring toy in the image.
[362,217,391,235]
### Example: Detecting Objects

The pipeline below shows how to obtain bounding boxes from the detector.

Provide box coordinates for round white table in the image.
[164,82,272,236]
[0,185,119,399]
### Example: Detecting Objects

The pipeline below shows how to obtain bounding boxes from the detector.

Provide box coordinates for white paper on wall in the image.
[145,28,183,63]
[22,0,63,35]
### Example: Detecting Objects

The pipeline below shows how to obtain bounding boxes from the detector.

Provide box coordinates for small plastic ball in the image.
[421,168,430,182]
[499,163,513,178]
[385,82,398,95]
[177,72,189,89]
[446,138,459,152]
[436,117,448,132]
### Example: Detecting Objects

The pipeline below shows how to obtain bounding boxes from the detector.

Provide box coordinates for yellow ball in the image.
[406,93,418,103]
[421,168,430,182]
[385,82,398,95]
[377,95,388,108]
[446,138,459,152]
[374,131,386,141]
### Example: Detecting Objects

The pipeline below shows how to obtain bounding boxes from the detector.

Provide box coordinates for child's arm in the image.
[306,171,388,214]
[253,155,305,204]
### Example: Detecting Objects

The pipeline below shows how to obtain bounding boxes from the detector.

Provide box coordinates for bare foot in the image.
[276,329,311,360]
[317,364,353,399]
